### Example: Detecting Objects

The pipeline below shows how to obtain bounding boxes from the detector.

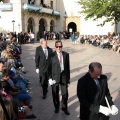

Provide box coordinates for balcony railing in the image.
[23,3,60,16]
[0,3,13,11]
[41,7,53,14]
[53,10,60,16]
[23,3,41,11]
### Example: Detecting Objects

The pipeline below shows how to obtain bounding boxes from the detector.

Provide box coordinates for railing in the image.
[0,3,13,11]
[53,10,60,16]
[41,7,53,14]
[23,3,41,11]
[23,3,60,16]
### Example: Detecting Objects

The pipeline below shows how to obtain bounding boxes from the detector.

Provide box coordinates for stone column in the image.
[35,23,39,41]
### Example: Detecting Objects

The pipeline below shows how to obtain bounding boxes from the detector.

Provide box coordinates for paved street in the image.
[21,40,120,120]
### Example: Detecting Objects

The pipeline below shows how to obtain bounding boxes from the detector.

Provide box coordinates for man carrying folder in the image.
[77,62,118,120]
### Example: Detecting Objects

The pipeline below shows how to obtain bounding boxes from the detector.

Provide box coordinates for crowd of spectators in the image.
[39,31,70,41]
[71,32,120,54]
[0,32,35,45]
[0,31,70,45]
[0,33,36,119]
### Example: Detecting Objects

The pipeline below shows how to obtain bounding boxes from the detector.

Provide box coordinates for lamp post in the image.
[12,20,15,32]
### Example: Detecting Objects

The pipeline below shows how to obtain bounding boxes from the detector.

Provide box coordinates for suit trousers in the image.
[40,72,48,96]
[51,72,68,110]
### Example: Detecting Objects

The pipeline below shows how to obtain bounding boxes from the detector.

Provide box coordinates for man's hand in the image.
[36,69,39,74]
[48,79,56,86]
[99,105,111,116]
[49,79,53,85]
[110,105,118,115]
[52,80,56,84]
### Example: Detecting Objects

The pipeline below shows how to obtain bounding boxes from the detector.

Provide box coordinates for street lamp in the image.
[12,20,15,32]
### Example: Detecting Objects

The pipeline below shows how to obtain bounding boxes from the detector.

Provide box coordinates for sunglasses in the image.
[56,46,62,48]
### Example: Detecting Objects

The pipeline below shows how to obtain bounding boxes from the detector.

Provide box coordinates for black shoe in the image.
[61,108,70,115]
[54,109,59,113]
[42,95,46,99]
[29,105,33,109]
[26,114,37,119]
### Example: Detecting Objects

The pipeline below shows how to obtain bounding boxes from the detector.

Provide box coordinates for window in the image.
[50,1,53,9]
[41,0,44,5]
[28,0,35,4]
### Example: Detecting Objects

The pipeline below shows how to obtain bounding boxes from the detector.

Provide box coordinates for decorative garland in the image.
[23,9,60,18]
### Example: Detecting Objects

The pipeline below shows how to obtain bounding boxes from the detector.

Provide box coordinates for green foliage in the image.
[77,0,120,26]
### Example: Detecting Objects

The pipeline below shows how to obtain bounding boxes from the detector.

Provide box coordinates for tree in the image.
[78,0,120,26]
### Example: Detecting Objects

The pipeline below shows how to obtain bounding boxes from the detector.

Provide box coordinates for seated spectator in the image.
[0,99,17,120]
[116,46,120,53]
[1,45,13,59]
[0,81,36,120]
[1,69,31,106]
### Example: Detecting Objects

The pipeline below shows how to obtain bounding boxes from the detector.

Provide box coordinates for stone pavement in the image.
[21,40,120,120]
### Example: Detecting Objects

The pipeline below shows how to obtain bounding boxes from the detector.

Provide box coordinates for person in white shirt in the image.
[49,41,70,115]
[30,32,34,44]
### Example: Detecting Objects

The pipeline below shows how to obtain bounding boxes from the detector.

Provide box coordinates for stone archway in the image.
[39,18,47,33]
[68,22,77,33]
[27,17,35,32]
[65,16,80,33]
[50,20,55,32]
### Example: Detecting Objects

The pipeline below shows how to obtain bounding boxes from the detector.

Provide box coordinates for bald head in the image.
[40,38,47,49]
[88,62,102,79]
[89,62,102,72]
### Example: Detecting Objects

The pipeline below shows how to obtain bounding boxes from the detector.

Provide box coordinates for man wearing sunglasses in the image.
[49,41,70,115]
[35,38,53,99]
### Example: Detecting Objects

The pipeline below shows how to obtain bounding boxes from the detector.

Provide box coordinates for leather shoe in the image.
[54,109,59,113]
[42,95,46,99]
[61,108,70,115]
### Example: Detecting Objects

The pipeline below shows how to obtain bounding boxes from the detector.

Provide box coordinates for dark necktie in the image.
[44,49,47,59]
[96,80,102,99]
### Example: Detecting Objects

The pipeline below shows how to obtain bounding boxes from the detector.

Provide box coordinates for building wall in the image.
[1,0,118,35]
[56,0,117,35]
[0,0,22,33]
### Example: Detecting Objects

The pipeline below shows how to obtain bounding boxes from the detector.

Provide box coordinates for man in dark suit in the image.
[35,38,53,99]
[77,62,118,120]
[49,41,70,115]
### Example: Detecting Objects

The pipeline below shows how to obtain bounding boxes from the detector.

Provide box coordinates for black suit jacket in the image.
[49,51,70,84]
[35,46,53,75]
[77,72,114,120]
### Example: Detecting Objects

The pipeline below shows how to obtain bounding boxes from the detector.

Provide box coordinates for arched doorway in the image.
[39,18,47,33]
[50,20,55,32]
[68,22,77,33]
[27,17,35,32]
